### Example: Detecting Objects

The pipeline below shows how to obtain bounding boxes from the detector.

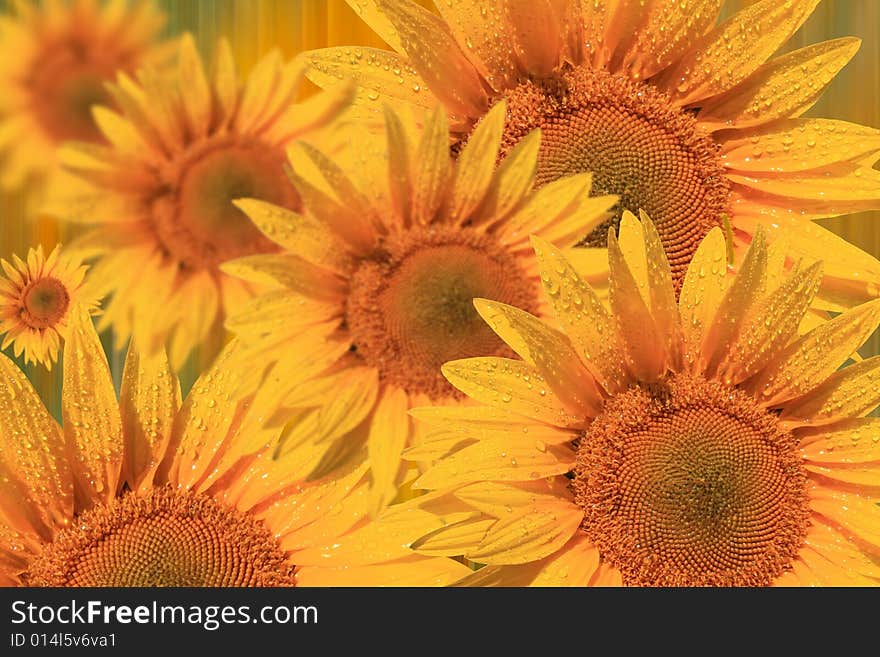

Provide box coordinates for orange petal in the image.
[474,129,540,226]
[809,486,880,554]
[296,554,471,587]
[449,101,506,224]
[504,0,564,77]
[411,106,452,225]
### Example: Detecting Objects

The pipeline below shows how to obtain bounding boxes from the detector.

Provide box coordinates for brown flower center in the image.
[21,277,70,329]
[574,374,808,587]
[27,35,131,143]
[25,487,296,587]
[151,139,295,270]
[346,227,537,399]
[498,65,729,287]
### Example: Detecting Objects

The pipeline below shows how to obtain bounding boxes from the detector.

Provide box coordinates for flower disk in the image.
[575,375,808,587]
[500,66,729,284]
[347,227,538,398]
[26,487,296,587]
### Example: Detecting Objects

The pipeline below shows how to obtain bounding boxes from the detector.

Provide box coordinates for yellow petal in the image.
[745,299,880,407]
[411,106,452,225]
[221,254,345,302]
[608,230,665,382]
[0,355,71,535]
[412,517,495,556]
[449,100,505,224]
[616,211,649,305]
[467,502,583,565]
[296,554,471,587]
[796,546,877,586]
[367,387,410,514]
[120,343,180,493]
[383,104,412,225]
[304,46,437,118]
[641,212,681,369]
[232,199,352,272]
[529,236,628,394]
[432,0,518,92]
[657,0,820,106]
[803,519,880,580]
[799,418,880,465]
[721,119,880,174]
[62,307,123,508]
[283,82,355,139]
[212,39,238,122]
[344,0,406,53]
[504,0,564,77]
[809,486,880,553]
[177,34,211,138]
[779,356,880,427]
[454,479,573,518]
[700,38,861,130]
[473,129,539,226]
[498,173,593,247]
[377,0,487,117]
[729,164,880,208]
[701,227,767,378]
[614,0,723,80]
[474,299,603,417]
[717,262,822,385]
[157,341,249,489]
[413,436,574,490]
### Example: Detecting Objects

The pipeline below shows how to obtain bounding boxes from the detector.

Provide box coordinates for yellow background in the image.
[1,0,878,412]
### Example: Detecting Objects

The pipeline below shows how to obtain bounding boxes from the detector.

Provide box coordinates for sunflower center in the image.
[574,374,808,587]
[25,487,295,587]
[152,140,295,270]
[346,227,537,399]
[21,277,70,329]
[498,65,729,287]
[28,39,119,142]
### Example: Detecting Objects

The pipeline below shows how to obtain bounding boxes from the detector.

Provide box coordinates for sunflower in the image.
[305,0,880,305]
[52,34,355,368]
[0,244,98,369]
[405,214,880,586]
[223,103,616,513]
[0,0,169,190]
[0,307,466,587]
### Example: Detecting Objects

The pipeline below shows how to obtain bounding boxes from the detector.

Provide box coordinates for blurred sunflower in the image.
[406,215,880,586]
[223,103,616,513]
[306,0,880,305]
[0,308,466,587]
[0,244,98,369]
[53,34,354,368]
[0,0,169,189]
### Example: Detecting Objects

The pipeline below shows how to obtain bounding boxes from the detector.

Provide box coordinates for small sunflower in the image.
[223,103,617,513]
[0,0,169,189]
[306,0,880,305]
[406,214,880,587]
[53,34,355,368]
[0,244,98,369]
[0,308,466,587]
